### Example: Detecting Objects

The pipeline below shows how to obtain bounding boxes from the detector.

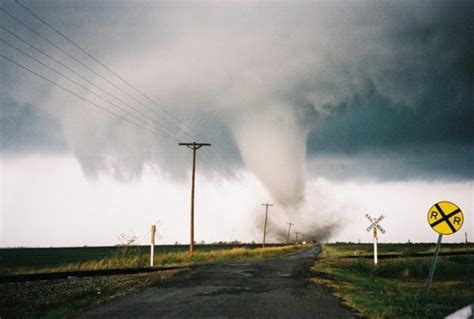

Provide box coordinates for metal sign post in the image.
[423,234,442,302]
[365,214,385,265]
[424,201,464,303]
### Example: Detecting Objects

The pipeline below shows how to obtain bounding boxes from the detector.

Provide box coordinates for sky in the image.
[0,0,472,247]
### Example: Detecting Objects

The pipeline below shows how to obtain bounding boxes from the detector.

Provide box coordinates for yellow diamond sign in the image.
[427,201,464,235]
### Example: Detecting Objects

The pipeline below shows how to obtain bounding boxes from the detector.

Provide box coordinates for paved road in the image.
[78,245,355,318]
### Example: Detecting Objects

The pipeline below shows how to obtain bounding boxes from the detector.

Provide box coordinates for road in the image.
[77,245,355,318]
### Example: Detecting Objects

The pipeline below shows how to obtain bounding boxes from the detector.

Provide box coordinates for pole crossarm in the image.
[179,142,211,150]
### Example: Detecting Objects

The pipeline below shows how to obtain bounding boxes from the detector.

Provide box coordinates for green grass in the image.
[313,244,473,318]
[323,242,473,257]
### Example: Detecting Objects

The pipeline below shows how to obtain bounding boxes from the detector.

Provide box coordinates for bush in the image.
[350,258,372,274]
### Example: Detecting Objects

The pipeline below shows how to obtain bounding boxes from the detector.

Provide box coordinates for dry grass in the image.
[4,245,306,275]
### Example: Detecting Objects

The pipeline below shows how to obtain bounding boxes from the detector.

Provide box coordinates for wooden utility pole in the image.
[261,202,274,248]
[295,232,300,244]
[287,222,294,244]
[179,142,211,254]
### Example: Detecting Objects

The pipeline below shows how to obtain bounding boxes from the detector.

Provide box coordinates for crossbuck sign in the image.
[365,214,386,234]
[365,214,385,265]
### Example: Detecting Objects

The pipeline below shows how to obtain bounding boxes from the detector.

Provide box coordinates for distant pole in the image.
[287,223,294,244]
[373,227,378,265]
[295,232,299,243]
[179,142,211,254]
[261,202,274,248]
[150,224,156,267]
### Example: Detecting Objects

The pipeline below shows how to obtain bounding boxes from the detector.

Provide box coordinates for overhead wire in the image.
[13,1,230,163]
[0,7,189,138]
[1,4,223,163]
[0,53,173,140]
[0,38,180,139]
[14,0,207,137]
[0,27,181,139]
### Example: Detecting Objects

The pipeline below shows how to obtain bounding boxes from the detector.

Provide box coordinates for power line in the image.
[11,2,209,143]
[0,6,192,142]
[0,30,179,138]
[2,4,223,164]
[12,1,229,162]
[0,27,214,162]
[0,53,172,140]
[0,37,177,138]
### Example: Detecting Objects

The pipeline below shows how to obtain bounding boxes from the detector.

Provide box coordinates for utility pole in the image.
[295,231,300,244]
[179,141,211,254]
[261,202,274,248]
[287,222,294,244]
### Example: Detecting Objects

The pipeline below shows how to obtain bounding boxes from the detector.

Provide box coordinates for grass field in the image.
[0,243,288,275]
[323,242,472,257]
[313,243,473,318]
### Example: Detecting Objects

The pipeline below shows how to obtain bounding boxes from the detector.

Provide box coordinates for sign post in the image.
[424,201,464,302]
[150,224,156,267]
[365,214,385,265]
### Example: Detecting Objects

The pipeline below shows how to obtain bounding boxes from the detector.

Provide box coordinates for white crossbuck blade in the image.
[365,214,386,233]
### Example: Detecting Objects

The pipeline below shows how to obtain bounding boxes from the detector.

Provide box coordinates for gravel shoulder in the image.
[0,270,179,318]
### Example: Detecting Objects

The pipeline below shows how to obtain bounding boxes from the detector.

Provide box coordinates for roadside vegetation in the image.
[313,243,473,318]
[1,244,305,275]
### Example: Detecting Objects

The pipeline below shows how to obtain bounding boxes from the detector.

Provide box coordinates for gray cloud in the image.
[0,94,67,154]
[0,0,472,204]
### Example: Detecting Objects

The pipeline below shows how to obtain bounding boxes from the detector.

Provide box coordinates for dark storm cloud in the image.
[310,83,472,151]
[306,1,473,180]
[0,94,67,154]
[0,0,472,192]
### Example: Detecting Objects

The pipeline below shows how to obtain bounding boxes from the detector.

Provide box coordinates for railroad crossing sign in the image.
[424,201,464,302]
[365,214,386,265]
[427,201,464,235]
[365,214,386,234]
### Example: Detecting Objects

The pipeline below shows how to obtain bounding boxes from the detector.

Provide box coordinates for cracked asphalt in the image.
[77,245,355,318]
